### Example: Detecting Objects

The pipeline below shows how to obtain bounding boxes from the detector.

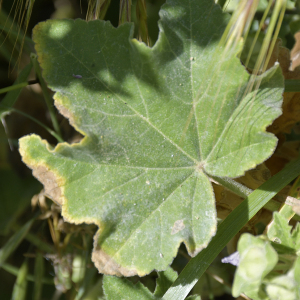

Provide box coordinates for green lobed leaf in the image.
[234,209,300,300]
[267,209,300,254]
[232,233,278,298]
[294,256,300,298]
[267,212,295,249]
[265,257,300,300]
[19,0,284,276]
[239,289,269,300]
[292,223,300,254]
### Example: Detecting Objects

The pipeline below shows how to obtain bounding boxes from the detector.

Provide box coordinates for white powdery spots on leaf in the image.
[171,219,185,235]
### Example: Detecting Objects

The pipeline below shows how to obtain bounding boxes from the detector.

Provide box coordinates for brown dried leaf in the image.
[267,40,300,135]
[290,31,300,71]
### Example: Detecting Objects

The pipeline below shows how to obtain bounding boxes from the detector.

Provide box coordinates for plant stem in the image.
[8,107,64,143]
[0,80,40,95]
[211,175,300,221]
[0,82,28,94]
[211,176,252,198]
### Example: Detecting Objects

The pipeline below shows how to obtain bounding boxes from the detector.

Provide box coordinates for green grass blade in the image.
[0,82,28,95]
[0,25,34,45]
[162,156,300,300]
[33,253,44,300]
[74,266,97,300]
[9,107,64,143]
[2,263,53,284]
[11,260,28,300]
[0,219,34,267]
[30,53,63,141]
[136,0,149,45]
[0,62,32,117]
[119,0,131,24]
[11,223,55,253]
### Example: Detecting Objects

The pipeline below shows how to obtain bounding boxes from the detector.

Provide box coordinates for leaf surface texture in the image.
[19,0,284,275]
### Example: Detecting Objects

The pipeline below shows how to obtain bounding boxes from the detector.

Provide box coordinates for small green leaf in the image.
[232,233,278,297]
[239,289,268,300]
[291,223,300,252]
[294,256,300,298]
[267,212,294,249]
[265,258,300,300]
[19,0,283,276]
